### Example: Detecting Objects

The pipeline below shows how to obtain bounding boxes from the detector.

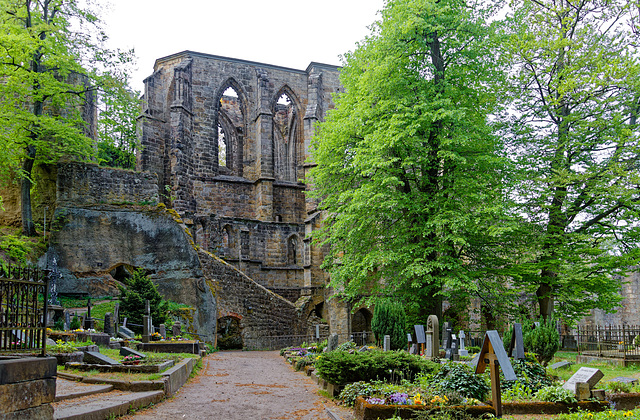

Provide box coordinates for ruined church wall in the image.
[581,271,640,326]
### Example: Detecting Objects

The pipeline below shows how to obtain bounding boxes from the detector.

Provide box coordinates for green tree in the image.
[308,0,507,317]
[0,0,134,235]
[501,0,640,321]
[371,300,407,350]
[119,269,169,332]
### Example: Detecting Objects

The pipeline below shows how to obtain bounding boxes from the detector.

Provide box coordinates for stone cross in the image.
[458,330,469,357]
[84,298,94,330]
[383,335,391,351]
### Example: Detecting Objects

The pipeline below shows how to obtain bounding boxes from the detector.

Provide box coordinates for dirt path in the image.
[123,351,354,420]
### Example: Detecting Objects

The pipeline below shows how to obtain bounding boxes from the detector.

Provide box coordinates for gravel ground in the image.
[122,350,355,420]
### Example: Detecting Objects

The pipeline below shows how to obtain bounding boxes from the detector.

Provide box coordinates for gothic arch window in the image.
[215,83,245,176]
[221,224,234,256]
[272,88,300,182]
[287,235,300,266]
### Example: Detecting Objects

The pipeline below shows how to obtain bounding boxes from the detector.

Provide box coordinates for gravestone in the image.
[142,315,150,343]
[84,298,94,330]
[445,328,454,360]
[407,333,412,352]
[118,325,135,339]
[550,361,572,370]
[608,377,638,385]
[475,330,517,418]
[508,323,525,359]
[64,311,71,331]
[327,333,339,351]
[426,315,439,359]
[104,312,114,336]
[459,330,469,357]
[562,367,604,393]
[442,321,452,349]
[575,382,591,400]
[120,346,146,359]
[415,325,426,355]
[383,335,391,351]
[159,324,166,339]
[172,321,181,337]
[316,325,320,340]
[145,299,150,316]
[83,351,120,365]
[123,317,127,327]
[410,344,418,354]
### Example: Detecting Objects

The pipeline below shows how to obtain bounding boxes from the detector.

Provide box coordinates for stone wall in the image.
[0,357,56,419]
[581,271,640,326]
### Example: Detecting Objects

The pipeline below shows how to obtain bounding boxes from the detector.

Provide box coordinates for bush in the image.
[430,363,490,401]
[524,317,560,366]
[338,381,377,406]
[534,386,577,403]
[502,356,553,392]
[70,314,81,330]
[371,300,408,350]
[119,269,170,332]
[315,350,440,386]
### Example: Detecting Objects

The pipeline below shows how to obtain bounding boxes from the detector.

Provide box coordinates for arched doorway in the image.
[217,316,243,350]
[352,308,373,346]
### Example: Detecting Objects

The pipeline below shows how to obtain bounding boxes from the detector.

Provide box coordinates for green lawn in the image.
[550,351,640,383]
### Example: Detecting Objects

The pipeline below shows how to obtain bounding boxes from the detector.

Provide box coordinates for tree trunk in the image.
[21,144,37,236]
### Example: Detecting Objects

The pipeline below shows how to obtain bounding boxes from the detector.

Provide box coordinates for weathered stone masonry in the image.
[138,51,359,339]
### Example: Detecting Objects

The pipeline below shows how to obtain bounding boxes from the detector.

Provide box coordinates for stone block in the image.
[0,357,57,385]
[550,361,572,370]
[118,326,135,339]
[83,351,120,365]
[0,378,56,413]
[120,347,146,359]
[591,389,606,401]
[575,382,591,401]
[563,367,604,393]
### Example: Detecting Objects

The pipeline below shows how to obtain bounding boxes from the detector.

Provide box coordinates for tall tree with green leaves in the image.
[501,0,640,321]
[0,0,134,235]
[308,0,507,317]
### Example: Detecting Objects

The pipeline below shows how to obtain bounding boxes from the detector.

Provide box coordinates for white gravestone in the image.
[562,367,604,393]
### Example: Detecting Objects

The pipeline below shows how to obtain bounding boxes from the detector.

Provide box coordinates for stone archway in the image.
[352,308,373,346]
[217,316,243,350]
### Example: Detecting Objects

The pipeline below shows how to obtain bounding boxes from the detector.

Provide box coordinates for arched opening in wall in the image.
[352,308,373,346]
[216,84,245,176]
[217,316,243,350]
[221,224,234,257]
[287,235,299,266]
[195,220,208,250]
[272,90,299,182]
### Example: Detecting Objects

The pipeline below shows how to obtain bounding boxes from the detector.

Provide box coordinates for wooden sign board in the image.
[475,330,517,418]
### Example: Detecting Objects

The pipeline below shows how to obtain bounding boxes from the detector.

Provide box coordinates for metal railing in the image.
[576,324,640,359]
[0,264,49,356]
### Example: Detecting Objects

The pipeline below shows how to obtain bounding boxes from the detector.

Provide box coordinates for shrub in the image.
[534,386,577,403]
[315,350,440,386]
[70,314,81,330]
[430,363,490,401]
[502,356,553,392]
[371,300,407,350]
[119,269,170,332]
[524,317,559,366]
[336,341,357,352]
[338,381,377,406]
[53,317,64,331]
[607,381,633,394]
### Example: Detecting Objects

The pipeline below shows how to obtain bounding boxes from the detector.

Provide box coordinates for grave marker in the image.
[415,325,425,355]
[64,311,71,331]
[550,361,572,370]
[459,330,468,357]
[104,313,114,336]
[475,330,517,418]
[562,367,604,393]
[507,323,525,359]
[442,321,452,349]
[118,325,135,339]
[159,324,166,339]
[445,328,453,360]
[120,346,146,359]
[426,315,439,359]
[172,321,181,337]
[142,315,150,343]
[383,335,391,351]
[83,351,120,366]
[327,333,339,351]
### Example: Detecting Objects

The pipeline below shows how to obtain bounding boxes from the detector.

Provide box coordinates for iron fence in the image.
[0,264,49,356]
[576,325,640,360]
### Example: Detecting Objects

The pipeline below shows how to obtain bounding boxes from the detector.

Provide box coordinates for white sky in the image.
[102,0,385,93]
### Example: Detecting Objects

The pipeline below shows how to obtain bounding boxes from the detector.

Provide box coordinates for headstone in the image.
[410,344,418,354]
[159,324,166,339]
[358,346,369,352]
[508,323,525,359]
[591,389,606,401]
[445,328,453,359]
[327,333,339,351]
[64,311,71,331]
[120,346,146,359]
[383,335,391,351]
[118,325,135,339]
[142,315,150,343]
[414,325,426,343]
[459,330,469,357]
[426,315,439,358]
[47,257,61,306]
[442,321,452,349]
[426,334,433,357]
[83,351,120,365]
[46,338,57,346]
[145,299,150,315]
[113,302,119,325]
[475,330,517,418]
[123,317,127,328]
[104,313,114,336]
[172,321,181,337]
[562,367,604,393]
[84,298,94,330]
[550,361,572,370]
[315,325,320,340]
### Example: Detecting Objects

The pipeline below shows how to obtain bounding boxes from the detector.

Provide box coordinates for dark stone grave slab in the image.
[83,351,120,365]
[118,325,135,339]
[550,361,572,370]
[414,325,426,344]
[608,377,638,385]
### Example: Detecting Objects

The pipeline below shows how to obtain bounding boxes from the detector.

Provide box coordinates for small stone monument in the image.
[64,311,71,331]
[562,367,604,398]
[142,315,150,343]
[83,298,94,330]
[459,330,469,357]
[442,321,452,349]
[159,324,166,339]
[507,323,525,359]
[383,335,391,351]
[415,325,426,355]
[104,312,114,336]
[426,315,439,359]
[327,333,339,351]
[445,328,454,360]
[173,321,181,337]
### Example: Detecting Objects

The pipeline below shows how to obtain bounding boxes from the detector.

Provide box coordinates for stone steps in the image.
[52,389,164,420]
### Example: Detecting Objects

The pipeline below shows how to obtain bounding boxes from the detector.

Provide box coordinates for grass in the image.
[550,351,640,383]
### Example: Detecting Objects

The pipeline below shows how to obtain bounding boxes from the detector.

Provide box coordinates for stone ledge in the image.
[0,378,56,414]
[161,357,197,396]
[0,357,57,385]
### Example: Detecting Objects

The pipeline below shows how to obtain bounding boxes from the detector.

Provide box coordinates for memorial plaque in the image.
[562,367,604,393]
[414,325,426,344]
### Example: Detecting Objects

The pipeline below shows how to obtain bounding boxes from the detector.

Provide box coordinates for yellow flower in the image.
[623,411,633,418]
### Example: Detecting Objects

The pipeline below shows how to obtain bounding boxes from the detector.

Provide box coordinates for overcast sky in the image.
[102,0,385,92]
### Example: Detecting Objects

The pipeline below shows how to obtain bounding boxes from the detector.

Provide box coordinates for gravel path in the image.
[123,350,354,420]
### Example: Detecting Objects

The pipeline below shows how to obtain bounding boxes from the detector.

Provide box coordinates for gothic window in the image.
[218,123,227,168]
[217,86,243,174]
[273,91,298,182]
[240,231,250,259]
